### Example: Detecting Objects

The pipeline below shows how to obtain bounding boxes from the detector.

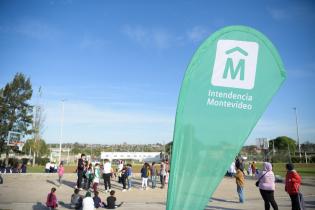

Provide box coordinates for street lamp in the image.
[59,99,65,164]
[293,107,301,160]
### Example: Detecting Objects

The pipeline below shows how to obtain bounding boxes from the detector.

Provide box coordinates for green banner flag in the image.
[166,25,286,210]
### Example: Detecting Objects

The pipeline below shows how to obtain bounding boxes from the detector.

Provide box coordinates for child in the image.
[105,190,123,209]
[235,163,245,203]
[165,170,170,185]
[121,165,127,192]
[83,161,88,189]
[85,163,94,190]
[46,187,58,209]
[93,191,105,208]
[71,189,83,209]
[82,191,94,210]
[57,162,64,186]
[247,163,252,176]
[140,163,149,190]
[93,163,101,193]
[126,164,133,190]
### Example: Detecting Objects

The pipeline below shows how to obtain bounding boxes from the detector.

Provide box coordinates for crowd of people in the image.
[0,162,27,173]
[45,153,170,209]
[2,154,304,210]
[231,156,304,210]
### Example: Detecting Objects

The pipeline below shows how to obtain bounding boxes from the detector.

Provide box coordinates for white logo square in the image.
[211,40,259,90]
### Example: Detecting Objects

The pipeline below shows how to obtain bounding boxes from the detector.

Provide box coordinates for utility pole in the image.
[293,107,301,161]
[59,100,65,164]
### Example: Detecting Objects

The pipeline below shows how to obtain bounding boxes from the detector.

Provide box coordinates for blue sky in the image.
[0,0,314,145]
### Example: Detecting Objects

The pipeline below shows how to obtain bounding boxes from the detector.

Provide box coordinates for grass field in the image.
[256,163,315,177]
[27,163,315,177]
[27,164,144,173]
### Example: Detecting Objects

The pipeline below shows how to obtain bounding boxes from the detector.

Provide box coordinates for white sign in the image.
[211,39,259,90]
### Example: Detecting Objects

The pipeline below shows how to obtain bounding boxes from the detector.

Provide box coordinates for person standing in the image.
[21,162,27,173]
[83,161,88,189]
[121,165,128,192]
[160,161,166,189]
[252,161,257,175]
[57,162,65,186]
[141,163,149,190]
[247,163,252,176]
[93,163,101,193]
[235,163,245,203]
[102,159,112,193]
[151,162,158,189]
[85,163,94,190]
[285,163,302,210]
[126,164,132,190]
[76,154,86,190]
[45,162,51,173]
[117,160,123,183]
[257,162,278,210]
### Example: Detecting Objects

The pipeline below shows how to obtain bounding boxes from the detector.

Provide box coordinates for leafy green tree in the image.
[0,73,33,166]
[269,136,296,155]
[23,138,50,157]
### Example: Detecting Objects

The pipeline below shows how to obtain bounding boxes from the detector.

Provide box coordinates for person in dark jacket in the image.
[21,163,27,173]
[141,163,150,190]
[105,190,123,209]
[76,154,86,190]
[285,163,302,210]
[93,191,105,208]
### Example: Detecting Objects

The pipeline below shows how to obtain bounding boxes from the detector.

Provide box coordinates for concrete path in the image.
[0,173,314,209]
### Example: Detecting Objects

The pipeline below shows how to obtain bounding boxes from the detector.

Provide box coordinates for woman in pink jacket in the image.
[257,162,278,210]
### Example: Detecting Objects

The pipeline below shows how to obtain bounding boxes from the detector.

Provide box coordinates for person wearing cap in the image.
[82,191,94,210]
[285,163,302,210]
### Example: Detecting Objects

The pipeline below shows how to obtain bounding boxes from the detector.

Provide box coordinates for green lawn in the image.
[26,163,145,173]
[26,163,315,178]
[255,163,315,177]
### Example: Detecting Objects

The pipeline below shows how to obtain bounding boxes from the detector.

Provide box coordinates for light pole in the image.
[59,99,65,164]
[293,107,301,160]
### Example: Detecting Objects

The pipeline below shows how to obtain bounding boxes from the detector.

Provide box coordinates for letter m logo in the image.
[211,40,259,90]
[223,57,245,80]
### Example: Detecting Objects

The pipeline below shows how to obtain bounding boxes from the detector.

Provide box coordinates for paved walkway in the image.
[0,173,314,209]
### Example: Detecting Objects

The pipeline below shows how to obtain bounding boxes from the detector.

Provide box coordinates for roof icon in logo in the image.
[225,47,248,56]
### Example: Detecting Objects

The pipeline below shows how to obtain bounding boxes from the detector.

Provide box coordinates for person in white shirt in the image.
[228,161,236,177]
[45,162,51,173]
[102,159,112,193]
[82,191,95,210]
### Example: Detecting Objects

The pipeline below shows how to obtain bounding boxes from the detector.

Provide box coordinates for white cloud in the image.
[15,19,61,40]
[267,8,289,21]
[267,4,315,22]
[186,26,210,43]
[45,100,174,125]
[43,100,174,143]
[79,37,109,49]
[122,25,172,49]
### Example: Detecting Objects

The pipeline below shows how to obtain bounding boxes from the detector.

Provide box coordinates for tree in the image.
[269,136,296,155]
[23,138,50,157]
[32,87,45,166]
[0,73,33,166]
